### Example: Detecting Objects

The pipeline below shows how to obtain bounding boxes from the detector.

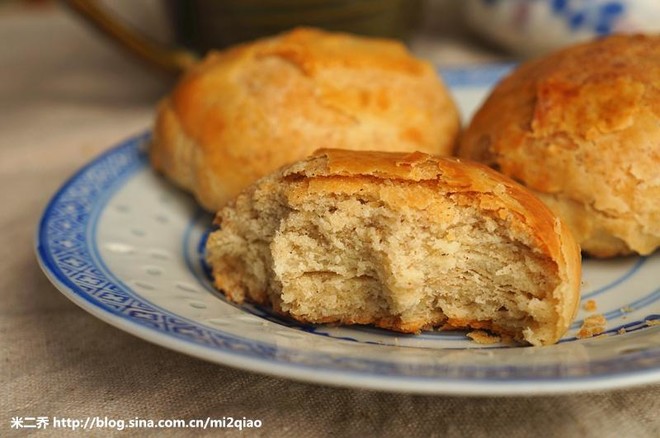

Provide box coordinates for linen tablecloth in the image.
[1,4,658,437]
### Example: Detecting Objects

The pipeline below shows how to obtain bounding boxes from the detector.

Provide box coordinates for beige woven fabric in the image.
[1,5,658,437]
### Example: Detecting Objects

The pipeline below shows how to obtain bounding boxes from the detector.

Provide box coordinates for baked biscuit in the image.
[151,27,460,212]
[458,34,660,257]
[206,149,581,346]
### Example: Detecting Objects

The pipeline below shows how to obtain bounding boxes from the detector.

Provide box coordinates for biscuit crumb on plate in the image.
[467,330,501,345]
[583,299,597,312]
[577,314,607,339]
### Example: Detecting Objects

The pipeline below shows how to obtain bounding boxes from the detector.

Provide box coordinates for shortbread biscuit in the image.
[206,149,581,346]
[151,27,460,212]
[458,34,660,257]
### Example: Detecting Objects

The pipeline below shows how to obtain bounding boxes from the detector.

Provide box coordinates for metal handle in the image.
[62,0,198,75]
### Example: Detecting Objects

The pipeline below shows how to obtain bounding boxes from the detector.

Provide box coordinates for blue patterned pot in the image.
[464,0,660,57]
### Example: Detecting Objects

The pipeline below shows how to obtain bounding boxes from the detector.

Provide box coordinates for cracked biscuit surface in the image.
[150,27,460,212]
[458,34,660,257]
[206,149,581,346]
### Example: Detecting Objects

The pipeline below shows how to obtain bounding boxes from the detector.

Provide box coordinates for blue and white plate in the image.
[36,65,660,395]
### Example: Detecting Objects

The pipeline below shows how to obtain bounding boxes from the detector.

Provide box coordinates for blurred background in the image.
[1,0,658,155]
[3,0,508,78]
[7,0,660,75]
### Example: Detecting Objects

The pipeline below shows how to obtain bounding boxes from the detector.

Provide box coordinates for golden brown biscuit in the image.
[458,34,660,257]
[206,149,581,346]
[151,27,460,212]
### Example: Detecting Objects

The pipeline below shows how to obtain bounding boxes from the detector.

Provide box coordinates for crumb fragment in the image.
[646,320,660,327]
[620,306,633,313]
[467,330,501,345]
[498,333,515,345]
[583,299,597,312]
[617,328,627,335]
[577,314,607,339]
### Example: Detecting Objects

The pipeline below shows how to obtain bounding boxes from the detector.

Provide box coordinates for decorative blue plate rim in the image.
[35,66,660,395]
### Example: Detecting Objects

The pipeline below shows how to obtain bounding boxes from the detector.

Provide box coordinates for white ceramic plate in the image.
[36,65,660,395]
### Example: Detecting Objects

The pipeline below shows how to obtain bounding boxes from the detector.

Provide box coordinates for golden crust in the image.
[209,149,581,345]
[458,34,660,257]
[151,27,460,212]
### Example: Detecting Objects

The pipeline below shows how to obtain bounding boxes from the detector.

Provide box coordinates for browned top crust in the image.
[151,27,460,212]
[458,34,660,257]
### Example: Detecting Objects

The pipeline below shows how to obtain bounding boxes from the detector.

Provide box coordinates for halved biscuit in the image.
[206,149,581,345]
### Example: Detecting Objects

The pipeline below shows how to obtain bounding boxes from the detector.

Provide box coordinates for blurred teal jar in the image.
[168,0,424,53]
[64,0,423,75]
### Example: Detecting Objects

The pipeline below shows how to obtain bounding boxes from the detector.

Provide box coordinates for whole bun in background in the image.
[151,27,460,212]
[458,34,660,258]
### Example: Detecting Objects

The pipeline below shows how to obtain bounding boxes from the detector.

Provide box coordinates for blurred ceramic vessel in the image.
[464,0,660,57]
[64,0,423,74]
